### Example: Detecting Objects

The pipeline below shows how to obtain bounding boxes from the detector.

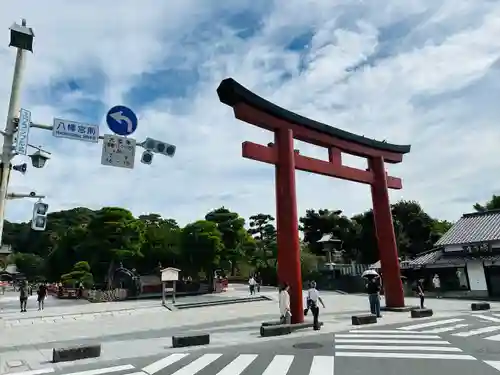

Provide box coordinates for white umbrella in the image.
[362,269,379,278]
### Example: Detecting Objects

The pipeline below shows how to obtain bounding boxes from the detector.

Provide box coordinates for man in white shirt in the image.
[432,274,441,298]
[248,276,256,295]
[307,281,325,330]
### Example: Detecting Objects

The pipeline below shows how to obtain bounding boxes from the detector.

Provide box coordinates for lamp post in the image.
[317,234,343,270]
[0,19,34,246]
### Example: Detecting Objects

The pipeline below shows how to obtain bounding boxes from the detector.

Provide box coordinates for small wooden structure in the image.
[161,267,180,305]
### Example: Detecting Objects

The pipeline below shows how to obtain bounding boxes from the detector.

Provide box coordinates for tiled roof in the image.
[407,249,442,266]
[434,210,500,247]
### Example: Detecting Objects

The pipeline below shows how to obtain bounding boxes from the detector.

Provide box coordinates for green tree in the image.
[181,220,223,279]
[83,207,145,288]
[474,195,500,212]
[248,214,278,269]
[139,215,182,273]
[9,252,45,280]
[205,207,248,275]
[61,261,94,287]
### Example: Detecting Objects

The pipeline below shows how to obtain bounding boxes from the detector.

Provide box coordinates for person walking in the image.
[432,274,441,298]
[279,283,291,324]
[248,275,256,295]
[19,282,28,312]
[417,278,425,308]
[307,281,325,330]
[37,283,47,310]
[366,276,382,318]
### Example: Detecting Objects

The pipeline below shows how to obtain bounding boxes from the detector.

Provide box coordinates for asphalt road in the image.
[36,310,500,375]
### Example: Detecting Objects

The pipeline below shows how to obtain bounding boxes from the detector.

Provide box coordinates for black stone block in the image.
[260,324,292,337]
[351,315,377,325]
[411,308,433,318]
[471,302,490,311]
[172,334,210,348]
[52,345,101,363]
[261,321,282,327]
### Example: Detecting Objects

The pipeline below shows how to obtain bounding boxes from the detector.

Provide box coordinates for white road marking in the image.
[142,354,188,374]
[473,314,500,323]
[484,361,500,371]
[397,318,464,331]
[348,330,433,334]
[170,354,222,375]
[335,334,440,339]
[453,326,500,337]
[63,365,135,375]
[261,355,295,375]
[334,339,451,344]
[214,354,258,375]
[485,334,500,341]
[2,369,54,375]
[308,356,334,375]
[335,344,462,352]
[335,352,476,360]
[419,323,469,333]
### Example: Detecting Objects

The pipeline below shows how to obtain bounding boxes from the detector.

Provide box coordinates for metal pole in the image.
[0,45,26,246]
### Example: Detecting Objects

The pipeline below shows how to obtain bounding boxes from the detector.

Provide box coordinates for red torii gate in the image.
[217,78,411,324]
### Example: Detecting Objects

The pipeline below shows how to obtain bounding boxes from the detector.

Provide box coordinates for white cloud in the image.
[1,0,500,226]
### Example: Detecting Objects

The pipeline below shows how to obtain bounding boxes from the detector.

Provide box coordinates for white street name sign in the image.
[15,108,31,155]
[52,118,99,143]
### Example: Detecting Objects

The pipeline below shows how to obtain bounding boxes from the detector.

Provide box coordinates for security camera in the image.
[29,150,50,169]
[29,191,36,197]
[141,150,153,165]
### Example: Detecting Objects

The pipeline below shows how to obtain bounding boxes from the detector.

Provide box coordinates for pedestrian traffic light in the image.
[31,202,48,231]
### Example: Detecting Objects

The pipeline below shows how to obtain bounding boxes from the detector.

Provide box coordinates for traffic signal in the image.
[31,202,48,231]
[13,163,27,174]
[143,138,176,157]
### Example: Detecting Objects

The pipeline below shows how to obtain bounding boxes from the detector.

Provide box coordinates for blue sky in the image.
[1,0,500,225]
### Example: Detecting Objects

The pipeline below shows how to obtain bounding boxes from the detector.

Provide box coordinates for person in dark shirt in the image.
[366,276,382,317]
[37,283,47,310]
[19,282,28,312]
[416,279,425,308]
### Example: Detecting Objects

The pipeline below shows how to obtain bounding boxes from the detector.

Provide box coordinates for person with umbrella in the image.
[363,269,382,318]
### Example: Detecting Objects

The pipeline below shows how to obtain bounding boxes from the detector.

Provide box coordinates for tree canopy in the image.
[4,195,495,286]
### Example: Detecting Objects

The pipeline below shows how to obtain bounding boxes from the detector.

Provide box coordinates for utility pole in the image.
[0,19,34,246]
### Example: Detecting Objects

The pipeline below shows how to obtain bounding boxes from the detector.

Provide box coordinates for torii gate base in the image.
[218,79,411,323]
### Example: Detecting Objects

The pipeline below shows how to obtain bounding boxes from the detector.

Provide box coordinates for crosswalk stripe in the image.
[348,330,432,334]
[453,325,500,337]
[397,318,464,331]
[63,365,135,375]
[2,369,54,375]
[419,323,469,333]
[334,345,462,352]
[485,333,500,341]
[214,354,258,375]
[261,355,295,375]
[485,361,500,371]
[334,352,476,360]
[335,339,451,344]
[308,356,334,375]
[473,314,500,323]
[169,353,222,375]
[335,333,440,339]
[142,354,189,374]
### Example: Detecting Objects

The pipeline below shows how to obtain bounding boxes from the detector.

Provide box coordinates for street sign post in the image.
[106,105,138,136]
[101,134,136,169]
[14,108,31,155]
[52,118,99,143]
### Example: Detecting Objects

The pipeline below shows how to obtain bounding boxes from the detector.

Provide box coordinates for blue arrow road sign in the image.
[106,105,138,136]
